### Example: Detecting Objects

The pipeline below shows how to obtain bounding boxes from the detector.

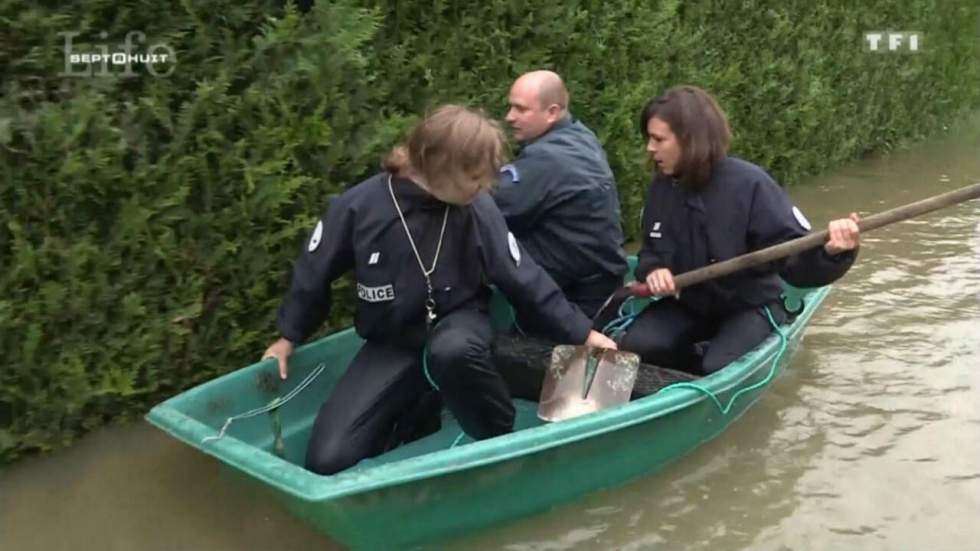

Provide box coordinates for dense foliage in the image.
[2,0,978,462]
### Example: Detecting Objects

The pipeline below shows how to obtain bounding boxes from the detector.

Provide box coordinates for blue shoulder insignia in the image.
[499,163,520,184]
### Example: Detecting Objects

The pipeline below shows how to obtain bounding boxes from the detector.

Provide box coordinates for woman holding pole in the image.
[619,86,861,375]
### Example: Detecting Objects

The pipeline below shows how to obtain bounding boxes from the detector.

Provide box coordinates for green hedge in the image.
[2,0,978,462]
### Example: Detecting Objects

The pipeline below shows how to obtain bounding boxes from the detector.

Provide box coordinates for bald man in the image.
[494,70,628,323]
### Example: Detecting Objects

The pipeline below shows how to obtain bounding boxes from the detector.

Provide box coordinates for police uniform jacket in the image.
[493,116,628,288]
[636,156,857,318]
[277,173,593,347]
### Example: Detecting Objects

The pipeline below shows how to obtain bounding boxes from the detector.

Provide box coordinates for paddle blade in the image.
[537,345,640,422]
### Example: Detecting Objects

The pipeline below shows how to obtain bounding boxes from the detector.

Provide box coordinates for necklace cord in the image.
[388,175,450,324]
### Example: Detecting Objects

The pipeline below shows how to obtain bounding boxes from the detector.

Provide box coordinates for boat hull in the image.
[146,285,828,550]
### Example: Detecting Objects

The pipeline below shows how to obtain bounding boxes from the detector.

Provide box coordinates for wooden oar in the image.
[626,181,980,295]
[540,182,980,422]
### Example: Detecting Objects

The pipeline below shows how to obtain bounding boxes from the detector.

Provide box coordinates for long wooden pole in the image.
[629,182,980,293]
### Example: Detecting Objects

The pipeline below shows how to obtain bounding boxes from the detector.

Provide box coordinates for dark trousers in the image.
[516,273,623,336]
[305,309,515,475]
[618,298,788,375]
[565,273,625,319]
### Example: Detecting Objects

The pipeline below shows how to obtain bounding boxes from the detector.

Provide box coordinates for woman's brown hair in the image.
[639,85,732,187]
[384,105,507,205]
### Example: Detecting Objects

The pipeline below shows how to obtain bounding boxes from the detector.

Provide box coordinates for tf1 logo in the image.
[864,31,922,53]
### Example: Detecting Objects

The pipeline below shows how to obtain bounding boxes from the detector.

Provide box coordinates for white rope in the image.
[201,362,326,444]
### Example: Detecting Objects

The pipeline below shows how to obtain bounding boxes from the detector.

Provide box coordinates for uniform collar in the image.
[519,113,574,147]
[389,174,447,210]
[685,192,706,213]
[674,156,727,203]
[550,114,573,133]
[660,174,707,213]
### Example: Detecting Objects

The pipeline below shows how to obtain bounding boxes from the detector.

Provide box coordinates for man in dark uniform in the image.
[494,70,629,322]
[620,86,861,375]
[262,106,617,475]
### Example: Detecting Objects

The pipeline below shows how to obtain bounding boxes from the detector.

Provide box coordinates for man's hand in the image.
[585,330,618,350]
[824,212,861,256]
[262,337,295,380]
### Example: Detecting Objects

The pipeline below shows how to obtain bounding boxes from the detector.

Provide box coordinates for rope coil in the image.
[656,305,789,415]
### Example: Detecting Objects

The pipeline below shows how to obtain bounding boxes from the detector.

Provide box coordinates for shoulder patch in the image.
[308,220,324,252]
[507,232,521,266]
[792,206,812,231]
[649,220,662,239]
[500,164,520,184]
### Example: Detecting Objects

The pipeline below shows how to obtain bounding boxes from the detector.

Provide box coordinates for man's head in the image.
[505,70,569,143]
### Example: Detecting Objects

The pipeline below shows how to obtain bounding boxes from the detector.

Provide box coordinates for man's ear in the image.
[546,104,562,123]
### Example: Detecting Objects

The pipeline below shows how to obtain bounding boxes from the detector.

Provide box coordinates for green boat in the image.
[146,280,830,550]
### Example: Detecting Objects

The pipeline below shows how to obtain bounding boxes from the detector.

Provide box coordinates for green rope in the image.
[505,304,528,337]
[421,342,470,448]
[426,299,786,451]
[655,305,789,416]
[422,342,440,391]
[601,295,657,339]
[269,408,287,459]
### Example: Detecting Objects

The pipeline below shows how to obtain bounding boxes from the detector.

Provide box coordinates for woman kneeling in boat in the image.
[619,86,861,375]
[262,105,617,475]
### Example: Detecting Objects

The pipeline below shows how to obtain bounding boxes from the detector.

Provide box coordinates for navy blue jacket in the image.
[636,157,857,317]
[493,116,628,288]
[277,173,593,346]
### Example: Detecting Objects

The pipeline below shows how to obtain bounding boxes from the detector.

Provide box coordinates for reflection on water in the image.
[0,423,337,551]
[447,370,816,551]
[2,117,979,550]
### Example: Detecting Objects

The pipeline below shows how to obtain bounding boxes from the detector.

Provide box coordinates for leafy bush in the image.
[2,0,978,462]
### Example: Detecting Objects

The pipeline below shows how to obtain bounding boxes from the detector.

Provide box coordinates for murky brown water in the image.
[3,117,979,551]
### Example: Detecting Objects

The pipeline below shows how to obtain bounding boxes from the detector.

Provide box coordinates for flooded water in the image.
[3,116,979,551]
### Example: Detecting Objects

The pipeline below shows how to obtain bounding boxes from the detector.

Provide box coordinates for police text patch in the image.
[357,283,395,302]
